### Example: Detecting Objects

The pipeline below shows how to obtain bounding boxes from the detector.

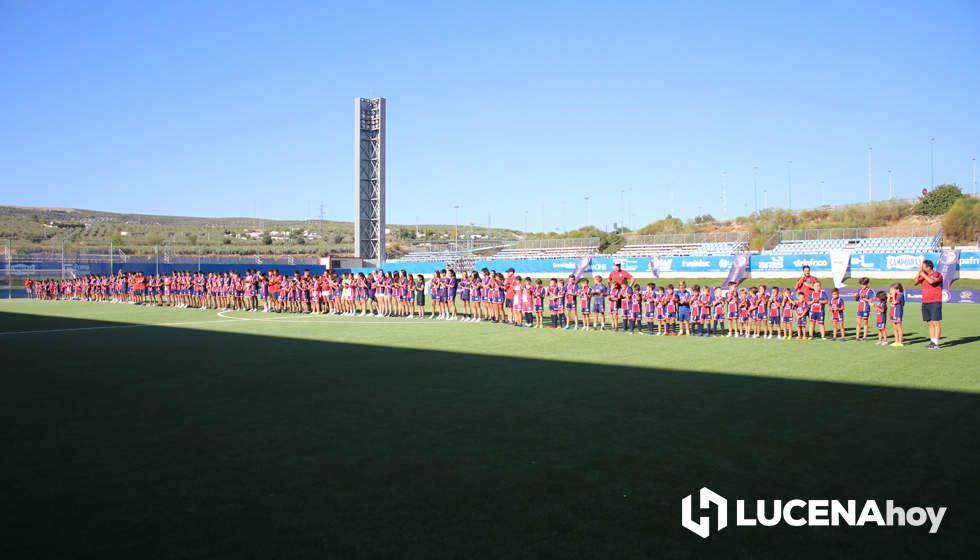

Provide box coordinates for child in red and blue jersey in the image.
[781,288,795,340]
[794,291,809,339]
[652,287,664,335]
[712,288,725,336]
[579,278,592,330]
[608,282,622,332]
[664,285,678,336]
[621,282,635,332]
[808,281,828,340]
[889,283,905,347]
[632,282,643,332]
[644,283,658,335]
[737,289,751,337]
[698,287,713,336]
[689,286,701,335]
[753,286,767,338]
[547,278,564,329]
[768,288,782,339]
[725,289,739,337]
[855,277,875,341]
[533,279,545,328]
[563,276,578,329]
[875,291,888,345]
[830,288,845,341]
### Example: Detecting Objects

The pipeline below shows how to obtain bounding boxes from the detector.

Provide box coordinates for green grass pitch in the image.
[1,299,978,558]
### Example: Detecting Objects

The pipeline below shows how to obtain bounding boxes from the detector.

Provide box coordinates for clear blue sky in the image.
[2,0,978,231]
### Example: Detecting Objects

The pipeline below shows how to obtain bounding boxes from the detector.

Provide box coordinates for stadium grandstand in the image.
[385,240,512,271]
[487,237,600,260]
[768,225,943,254]
[614,232,749,257]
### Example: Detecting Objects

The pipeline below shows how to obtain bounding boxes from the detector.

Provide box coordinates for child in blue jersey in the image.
[590,276,608,330]
[458,273,471,321]
[889,283,905,347]
[875,291,888,345]
[829,288,846,341]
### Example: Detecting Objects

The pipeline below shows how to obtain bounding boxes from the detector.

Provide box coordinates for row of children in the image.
[24,270,909,345]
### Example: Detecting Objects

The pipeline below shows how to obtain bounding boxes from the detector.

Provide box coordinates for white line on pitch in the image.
[0,318,234,336]
[215,310,450,324]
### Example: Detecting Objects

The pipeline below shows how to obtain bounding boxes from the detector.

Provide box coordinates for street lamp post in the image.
[453,204,460,252]
[972,156,977,195]
[867,147,873,203]
[619,189,625,233]
[888,169,893,199]
[721,171,728,219]
[584,196,591,227]
[930,137,935,188]
[787,161,793,210]
[753,166,759,214]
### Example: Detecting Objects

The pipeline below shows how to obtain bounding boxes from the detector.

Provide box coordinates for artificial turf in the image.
[1,300,977,558]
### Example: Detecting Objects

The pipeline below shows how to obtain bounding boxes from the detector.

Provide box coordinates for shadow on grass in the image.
[0,311,977,559]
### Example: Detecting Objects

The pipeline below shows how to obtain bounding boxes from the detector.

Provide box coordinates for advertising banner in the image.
[649,256,661,279]
[723,254,751,286]
[936,249,960,290]
[958,251,980,271]
[829,249,852,288]
[750,254,832,273]
[572,256,591,281]
[473,258,581,275]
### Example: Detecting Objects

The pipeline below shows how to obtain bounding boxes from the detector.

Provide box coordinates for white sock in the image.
[931,338,939,345]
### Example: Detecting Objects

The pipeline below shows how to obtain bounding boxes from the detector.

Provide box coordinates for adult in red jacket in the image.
[609,263,633,286]
[795,265,817,298]
[914,259,944,349]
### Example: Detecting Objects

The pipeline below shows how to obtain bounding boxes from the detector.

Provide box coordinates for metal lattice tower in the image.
[354,97,386,265]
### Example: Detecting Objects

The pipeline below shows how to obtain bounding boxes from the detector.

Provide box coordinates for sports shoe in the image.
[925,342,938,350]
[890,342,904,347]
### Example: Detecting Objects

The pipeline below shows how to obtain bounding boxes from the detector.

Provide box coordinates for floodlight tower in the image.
[354,97,386,265]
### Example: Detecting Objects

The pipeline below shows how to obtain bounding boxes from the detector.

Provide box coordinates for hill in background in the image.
[2,185,976,258]
[0,206,518,258]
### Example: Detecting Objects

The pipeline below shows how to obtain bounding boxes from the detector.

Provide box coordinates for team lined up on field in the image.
[24,268,909,344]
